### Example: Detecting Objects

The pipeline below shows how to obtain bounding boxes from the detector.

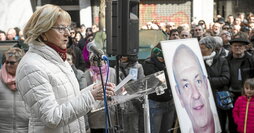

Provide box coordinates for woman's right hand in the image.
[91,82,115,100]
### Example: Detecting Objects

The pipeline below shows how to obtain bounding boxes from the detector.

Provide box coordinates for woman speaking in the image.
[16,4,115,133]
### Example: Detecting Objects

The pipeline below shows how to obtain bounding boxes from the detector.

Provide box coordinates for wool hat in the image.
[229,38,250,45]
[152,47,163,58]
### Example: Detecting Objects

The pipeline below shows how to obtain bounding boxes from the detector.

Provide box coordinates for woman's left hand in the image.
[91,82,116,100]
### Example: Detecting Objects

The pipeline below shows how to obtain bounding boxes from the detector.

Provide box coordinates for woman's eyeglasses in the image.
[51,26,71,33]
[5,61,17,65]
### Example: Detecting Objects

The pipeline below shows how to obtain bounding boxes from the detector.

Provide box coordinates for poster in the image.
[0,0,33,31]
[161,38,221,133]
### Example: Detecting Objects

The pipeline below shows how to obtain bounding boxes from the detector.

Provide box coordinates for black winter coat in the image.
[205,53,230,92]
[142,56,172,102]
[226,52,254,91]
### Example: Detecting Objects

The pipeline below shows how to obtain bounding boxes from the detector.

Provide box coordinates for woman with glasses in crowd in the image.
[199,36,230,133]
[15,4,115,133]
[0,47,30,133]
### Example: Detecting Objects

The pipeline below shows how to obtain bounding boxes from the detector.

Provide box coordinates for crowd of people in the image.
[140,12,254,133]
[1,4,254,133]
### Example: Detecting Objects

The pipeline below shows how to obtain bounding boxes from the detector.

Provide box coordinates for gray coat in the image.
[83,67,117,129]
[71,65,87,90]
[0,78,30,133]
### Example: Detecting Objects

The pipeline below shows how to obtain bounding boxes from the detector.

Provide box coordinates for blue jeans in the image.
[149,99,176,133]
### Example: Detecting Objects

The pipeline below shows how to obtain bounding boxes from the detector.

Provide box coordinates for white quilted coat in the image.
[16,41,95,133]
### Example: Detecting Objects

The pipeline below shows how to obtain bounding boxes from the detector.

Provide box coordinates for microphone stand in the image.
[96,57,113,133]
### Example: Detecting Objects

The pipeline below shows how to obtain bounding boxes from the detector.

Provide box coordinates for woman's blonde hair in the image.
[23,4,71,44]
[4,47,25,61]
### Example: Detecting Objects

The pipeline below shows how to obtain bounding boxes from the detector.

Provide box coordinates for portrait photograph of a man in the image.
[161,39,221,133]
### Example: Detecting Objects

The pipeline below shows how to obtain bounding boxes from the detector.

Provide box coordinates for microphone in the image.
[87,42,108,60]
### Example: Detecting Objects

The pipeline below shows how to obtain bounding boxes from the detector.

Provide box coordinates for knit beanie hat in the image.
[152,47,163,58]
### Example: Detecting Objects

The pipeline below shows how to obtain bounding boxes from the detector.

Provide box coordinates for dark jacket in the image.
[142,56,172,102]
[205,53,230,92]
[226,52,254,92]
[68,44,87,72]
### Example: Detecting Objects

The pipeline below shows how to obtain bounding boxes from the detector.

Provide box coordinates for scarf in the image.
[45,41,67,61]
[120,62,129,68]
[203,51,216,66]
[0,64,16,91]
[82,40,90,68]
[90,63,108,83]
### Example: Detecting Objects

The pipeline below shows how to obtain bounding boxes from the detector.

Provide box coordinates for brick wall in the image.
[140,0,191,27]
[92,0,192,27]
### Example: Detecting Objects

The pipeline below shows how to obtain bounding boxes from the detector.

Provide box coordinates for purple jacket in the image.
[233,96,254,133]
[82,40,90,68]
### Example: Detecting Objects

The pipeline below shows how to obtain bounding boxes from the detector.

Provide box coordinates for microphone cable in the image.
[98,58,112,133]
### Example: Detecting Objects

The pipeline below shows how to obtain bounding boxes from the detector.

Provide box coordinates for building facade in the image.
[31,0,254,28]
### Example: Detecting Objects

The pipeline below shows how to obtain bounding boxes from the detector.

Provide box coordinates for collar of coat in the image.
[28,41,66,64]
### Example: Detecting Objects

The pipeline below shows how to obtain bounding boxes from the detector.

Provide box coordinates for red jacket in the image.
[233,96,254,133]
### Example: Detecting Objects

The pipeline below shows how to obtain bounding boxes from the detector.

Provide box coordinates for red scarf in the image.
[0,64,16,91]
[45,42,67,61]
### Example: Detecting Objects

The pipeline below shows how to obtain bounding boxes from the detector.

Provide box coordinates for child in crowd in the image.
[233,78,254,133]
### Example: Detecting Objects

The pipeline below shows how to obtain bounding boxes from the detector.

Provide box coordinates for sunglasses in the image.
[5,61,17,65]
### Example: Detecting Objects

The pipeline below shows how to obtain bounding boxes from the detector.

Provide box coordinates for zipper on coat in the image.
[244,97,251,133]
[13,92,17,132]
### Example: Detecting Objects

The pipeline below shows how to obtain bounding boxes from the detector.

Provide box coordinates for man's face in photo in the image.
[174,48,211,129]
